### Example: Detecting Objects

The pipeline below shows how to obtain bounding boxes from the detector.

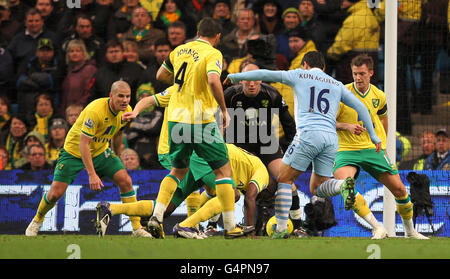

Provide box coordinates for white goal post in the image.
[384,0,398,237]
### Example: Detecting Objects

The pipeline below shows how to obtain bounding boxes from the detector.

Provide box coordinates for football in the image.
[265,215,294,237]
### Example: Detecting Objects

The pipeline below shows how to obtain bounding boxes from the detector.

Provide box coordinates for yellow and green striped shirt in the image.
[64,98,131,158]
[336,83,387,151]
[162,39,223,124]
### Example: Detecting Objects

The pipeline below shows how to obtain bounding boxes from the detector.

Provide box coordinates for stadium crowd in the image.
[0,0,448,172]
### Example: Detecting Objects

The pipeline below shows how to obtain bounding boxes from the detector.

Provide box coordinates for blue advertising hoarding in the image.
[0,170,448,236]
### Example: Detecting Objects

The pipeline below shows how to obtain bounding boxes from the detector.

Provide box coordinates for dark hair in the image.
[154,38,171,50]
[169,20,186,32]
[34,92,53,109]
[105,39,123,51]
[197,17,222,37]
[301,51,325,70]
[75,13,93,25]
[0,94,11,114]
[25,8,42,19]
[351,54,374,70]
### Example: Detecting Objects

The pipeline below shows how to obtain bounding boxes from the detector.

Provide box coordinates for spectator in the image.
[154,0,196,39]
[227,33,277,74]
[16,38,62,115]
[276,7,301,62]
[87,39,144,106]
[107,0,140,41]
[30,92,57,141]
[45,118,68,165]
[0,145,11,170]
[7,8,59,75]
[122,39,146,69]
[0,113,28,168]
[59,39,98,116]
[0,1,22,44]
[34,0,62,34]
[288,26,317,69]
[400,131,435,170]
[212,0,236,37]
[124,83,163,169]
[120,147,142,170]
[122,6,166,64]
[327,0,380,85]
[424,129,449,170]
[254,0,283,36]
[0,94,11,130]
[167,20,187,49]
[64,103,83,127]
[14,130,45,168]
[61,14,106,66]
[21,144,53,170]
[220,8,259,60]
[184,0,215,25]
[297,0,318,42]
[142,38,171,92]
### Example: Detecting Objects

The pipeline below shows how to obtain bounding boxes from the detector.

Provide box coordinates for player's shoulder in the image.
[369,84,386,96]
[85,98,108,115]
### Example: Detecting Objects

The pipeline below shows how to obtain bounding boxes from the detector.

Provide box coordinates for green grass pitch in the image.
[0,235,449,259]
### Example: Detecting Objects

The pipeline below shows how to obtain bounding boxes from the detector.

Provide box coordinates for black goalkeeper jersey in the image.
[224,83,296,160]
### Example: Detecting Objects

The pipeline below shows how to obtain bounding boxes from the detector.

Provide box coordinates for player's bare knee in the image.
[392,186,407,199]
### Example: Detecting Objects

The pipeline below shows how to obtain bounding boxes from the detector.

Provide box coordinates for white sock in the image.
[402,218,415,235]
[222,211,235,231]
[316,179,344,197]
[362,212,383,229]
[153,202,167,222]
[275,183,292,232]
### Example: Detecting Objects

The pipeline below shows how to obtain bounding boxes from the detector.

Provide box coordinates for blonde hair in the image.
[111,80,131,96]
[120,148,140,161]
[65,39,91,65]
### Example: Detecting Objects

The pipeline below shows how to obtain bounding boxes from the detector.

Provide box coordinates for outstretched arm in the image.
[224,69,284,85]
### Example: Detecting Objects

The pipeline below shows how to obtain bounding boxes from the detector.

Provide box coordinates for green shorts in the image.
[168,121,229,170]
[165,151,219,207]
[333,149,399,179]
[53,148,125,184]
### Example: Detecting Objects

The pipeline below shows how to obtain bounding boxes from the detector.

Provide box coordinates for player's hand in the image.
[222,109,230,129]
[122,111,137,122]
[346,123,366,135]
[88,173,104,191]
[223,76,232,86]
[375,142,381,153]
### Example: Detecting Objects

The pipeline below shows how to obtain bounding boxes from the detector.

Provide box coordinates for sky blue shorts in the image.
[282,130,338,177]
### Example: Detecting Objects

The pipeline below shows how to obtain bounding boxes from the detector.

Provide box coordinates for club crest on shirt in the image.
[372,98,380,108]
[261,99,269,108]
[84,118,94,129]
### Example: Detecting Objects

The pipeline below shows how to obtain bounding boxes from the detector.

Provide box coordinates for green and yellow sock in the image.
[352,192,371,218]
[33,193,56,223]
[180,197,222,228]
[185,191,201,217]
[395,194,414,220]
[120,190,142,231]
[215,178,236,231]
[153,174,180,221]
[110,200,155,217]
